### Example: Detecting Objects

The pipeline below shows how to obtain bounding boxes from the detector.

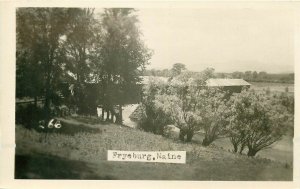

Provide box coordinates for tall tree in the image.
[100,8,152,124]
[198,89,231,146]
[62,8,98,114]
[17,8,70,120]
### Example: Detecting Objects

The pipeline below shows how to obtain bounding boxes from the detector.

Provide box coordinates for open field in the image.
[15,116,292,180]
[250,82,294,93]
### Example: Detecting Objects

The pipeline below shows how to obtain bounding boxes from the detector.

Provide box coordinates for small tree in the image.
[227,96,247,154]
[153,70,228,143]
[154,93,201,142]
[229,90,289,156]
[153,72,203,142]
[139,77,171,134]
[277,92,294,114]
[198,89,231,146]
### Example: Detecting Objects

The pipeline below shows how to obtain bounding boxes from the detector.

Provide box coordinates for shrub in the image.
[137,107,171,135]
[153,70,230,144]
[228,90,290,156]
[137,77,172,135]
[16,104,44,129]
[277,93,294,114]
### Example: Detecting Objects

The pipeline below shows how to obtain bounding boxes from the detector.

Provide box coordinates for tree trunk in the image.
[44,86,51,122]
[119,104,123,124]
[239,143,245,154]
[186,131,194,142]
[247,147,258,157]
[115,104,123,124]
[106,109,110,121]
[179,129,186,142]
[34,96,38,108]
[202,136,213,147]
[233,143,238,153]
[111,112,114,123]
[101,107,105,121]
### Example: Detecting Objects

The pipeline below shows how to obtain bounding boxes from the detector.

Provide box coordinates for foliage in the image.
[276,93,294,114]
[16,8,152,123]
[151,69,228,144]
[228,90,290,156]
[197,89,231,146]
[16,104,44,129]
[138,77,172,134]
[16,8,72,120]
[171,63,186,77]
[143,68,172,77]
[62,8,98,114]
[97,8,152,123]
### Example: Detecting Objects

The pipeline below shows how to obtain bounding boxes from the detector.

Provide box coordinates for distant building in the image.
[206,78,251,93]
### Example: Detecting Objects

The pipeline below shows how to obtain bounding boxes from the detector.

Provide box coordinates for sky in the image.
[136,7,295,73]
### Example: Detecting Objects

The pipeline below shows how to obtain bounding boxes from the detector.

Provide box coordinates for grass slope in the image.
[15,117,292,180]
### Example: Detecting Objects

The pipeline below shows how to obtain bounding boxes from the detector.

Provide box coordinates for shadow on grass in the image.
[36,120,103,136]
[58,121,102,136]
[15,154,116,179]
[69,116,104,125]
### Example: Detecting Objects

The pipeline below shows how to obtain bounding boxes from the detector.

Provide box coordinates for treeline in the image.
[143,68,294,84]
[137,69,294,157]
[217,71,294,83]
[16,8,152,127]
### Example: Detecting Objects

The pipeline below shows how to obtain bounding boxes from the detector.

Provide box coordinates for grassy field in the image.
[192,133,293,164]
[250,82,294,93]
[15,116,293,180]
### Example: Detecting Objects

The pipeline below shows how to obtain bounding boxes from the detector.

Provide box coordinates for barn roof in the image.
[206,79,251,87]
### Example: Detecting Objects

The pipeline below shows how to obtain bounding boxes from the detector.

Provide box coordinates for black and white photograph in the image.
[0,1,298,185]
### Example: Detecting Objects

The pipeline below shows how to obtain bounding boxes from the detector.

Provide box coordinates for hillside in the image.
[15,116,293,180]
